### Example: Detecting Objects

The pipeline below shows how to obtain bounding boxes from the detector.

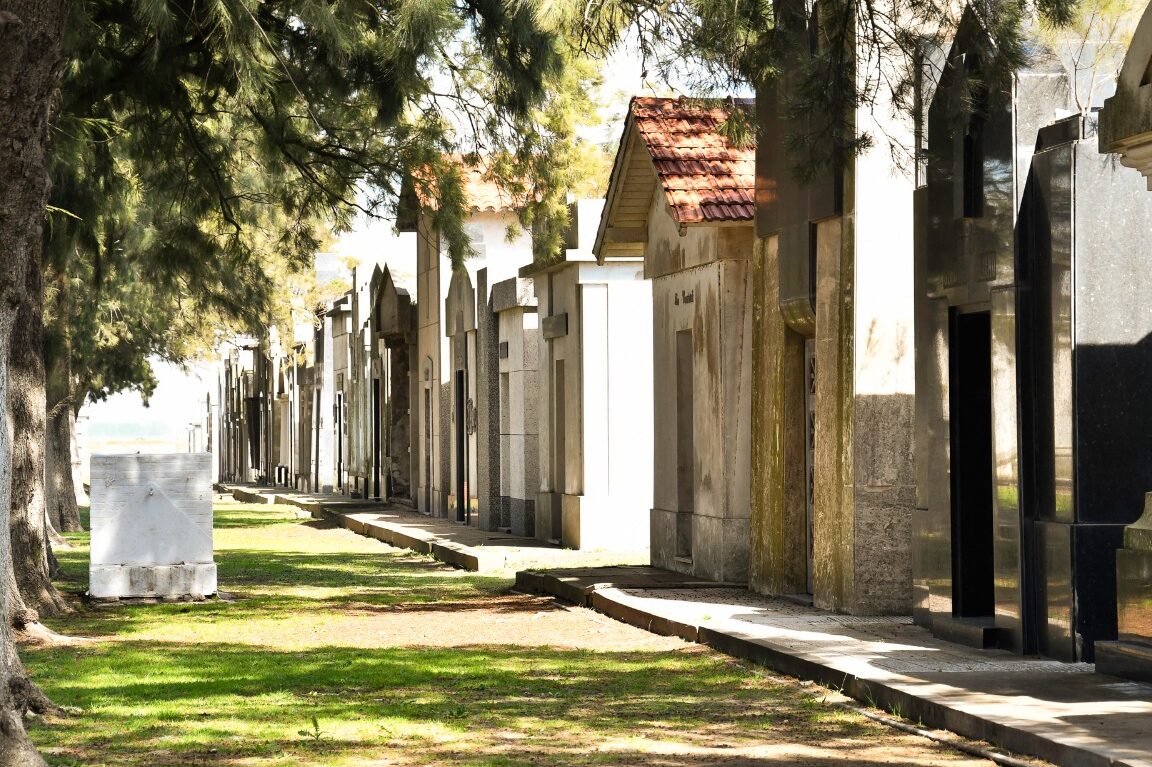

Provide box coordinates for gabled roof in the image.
[594,96,756,260]
[630,96,756,224]
[398,157,523,231]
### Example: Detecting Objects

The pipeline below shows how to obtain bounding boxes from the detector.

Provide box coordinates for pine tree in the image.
[570,0,1082,176]
[0,0,67,759]
[2,0,596,760]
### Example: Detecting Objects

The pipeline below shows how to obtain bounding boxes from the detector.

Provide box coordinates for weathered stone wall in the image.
[475,268,501,530]
[749,211,914,614]
[649,215,754,582]
[496,299,539,536]
[387,339,412,499]
[748,235,810,596]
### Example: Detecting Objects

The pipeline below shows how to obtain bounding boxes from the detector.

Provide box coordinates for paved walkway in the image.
[516,566,1152,767]
[217,483,647,573]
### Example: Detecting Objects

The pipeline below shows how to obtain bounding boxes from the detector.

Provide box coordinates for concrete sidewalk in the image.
[516,566,1152,767]
[218,483,647,574]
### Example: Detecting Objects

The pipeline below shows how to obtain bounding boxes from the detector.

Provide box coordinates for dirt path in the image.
[330,581,1042,767]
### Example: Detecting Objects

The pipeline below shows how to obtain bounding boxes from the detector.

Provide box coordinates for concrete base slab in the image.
[1096,641,1152,684]
[90,563,217,599]
[519,565,1152,767]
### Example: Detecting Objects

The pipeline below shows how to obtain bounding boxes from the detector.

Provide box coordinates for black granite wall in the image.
[916,15,1152,661]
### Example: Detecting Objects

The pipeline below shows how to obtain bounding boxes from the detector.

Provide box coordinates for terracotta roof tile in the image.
[409,158,524,213]
[459,163,523,213]
[630,97,756,225]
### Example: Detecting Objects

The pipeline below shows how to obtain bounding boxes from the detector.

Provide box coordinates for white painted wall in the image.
[853,93,916,399]
[534,259,653,550]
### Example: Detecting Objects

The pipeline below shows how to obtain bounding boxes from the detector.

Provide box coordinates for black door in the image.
[372,376,382,500]
[455,369,467,523]
[949,309,995,619]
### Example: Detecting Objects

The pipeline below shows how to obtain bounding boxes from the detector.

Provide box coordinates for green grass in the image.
[23,502,932,767]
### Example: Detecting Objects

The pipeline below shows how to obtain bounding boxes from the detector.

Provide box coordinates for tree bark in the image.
[0,318,49,767]
[45,401,82,535]
[0,0,68,761]
[10,247,70,620]
[44,261,83,534]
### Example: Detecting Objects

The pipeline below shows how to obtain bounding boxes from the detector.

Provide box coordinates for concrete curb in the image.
[693,626,1094,767]
[514,570,596,606]
[591,589,699,642]
[228,487,278,505]
[221,484,499,572]
[522,570,1140,767]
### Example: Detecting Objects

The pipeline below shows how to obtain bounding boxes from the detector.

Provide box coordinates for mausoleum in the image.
[915,12,1152,660]
[596,97,754,581]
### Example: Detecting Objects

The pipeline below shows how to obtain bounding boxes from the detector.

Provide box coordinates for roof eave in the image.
[593,100,642,265]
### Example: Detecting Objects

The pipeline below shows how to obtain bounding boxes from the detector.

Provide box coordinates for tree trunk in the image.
[44,260,83,534]
[0,316,48,767]
[0,0,68,759]
[9,246,70,620]
[45,402,82,534]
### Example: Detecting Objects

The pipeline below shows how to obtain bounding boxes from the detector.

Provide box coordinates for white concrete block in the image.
[89,453,216,597]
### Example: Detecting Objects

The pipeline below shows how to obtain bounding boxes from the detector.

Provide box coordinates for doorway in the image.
[334,390,344,492]
[804,337,816,594]
[372,376,382,500]
[552,359,566,543]
[313,390,321,491]
[949,309,995,619]
[675,330,694,560]
[423,387,432,515]
[455,369,468,524]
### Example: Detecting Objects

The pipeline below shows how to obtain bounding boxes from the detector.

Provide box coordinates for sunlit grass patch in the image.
[26,500,986,767]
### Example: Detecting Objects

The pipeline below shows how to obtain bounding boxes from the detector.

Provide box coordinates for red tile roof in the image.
[459,163,523,213]
[630,97,756,224]
[409,157,523,213]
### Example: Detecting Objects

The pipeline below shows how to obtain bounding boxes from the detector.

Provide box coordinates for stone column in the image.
[475,268,501,531]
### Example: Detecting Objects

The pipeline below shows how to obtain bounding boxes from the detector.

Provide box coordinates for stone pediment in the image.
[373,264,414,338]
[445,268,476,337]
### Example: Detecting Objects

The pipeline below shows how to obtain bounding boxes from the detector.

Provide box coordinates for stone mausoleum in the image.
[403,162,531,521]
[915,12,1152,660]
[525,198,654,550]
[485,276,540,536]
[749,0,916,614]
[1094,0,1152,679]
[596,97,754,582]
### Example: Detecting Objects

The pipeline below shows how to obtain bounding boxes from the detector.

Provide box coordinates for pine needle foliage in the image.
[46,0,595,403]
[565,0,1084,178]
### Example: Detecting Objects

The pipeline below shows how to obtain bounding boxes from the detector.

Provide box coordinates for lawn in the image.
[21,501,998,767]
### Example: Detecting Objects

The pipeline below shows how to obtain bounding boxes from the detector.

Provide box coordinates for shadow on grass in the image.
[55,547,507,592]
[47,543,517,637]
[25,641,886,767]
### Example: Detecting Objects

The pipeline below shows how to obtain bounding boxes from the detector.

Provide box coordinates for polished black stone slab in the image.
[915,11,1152,669]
